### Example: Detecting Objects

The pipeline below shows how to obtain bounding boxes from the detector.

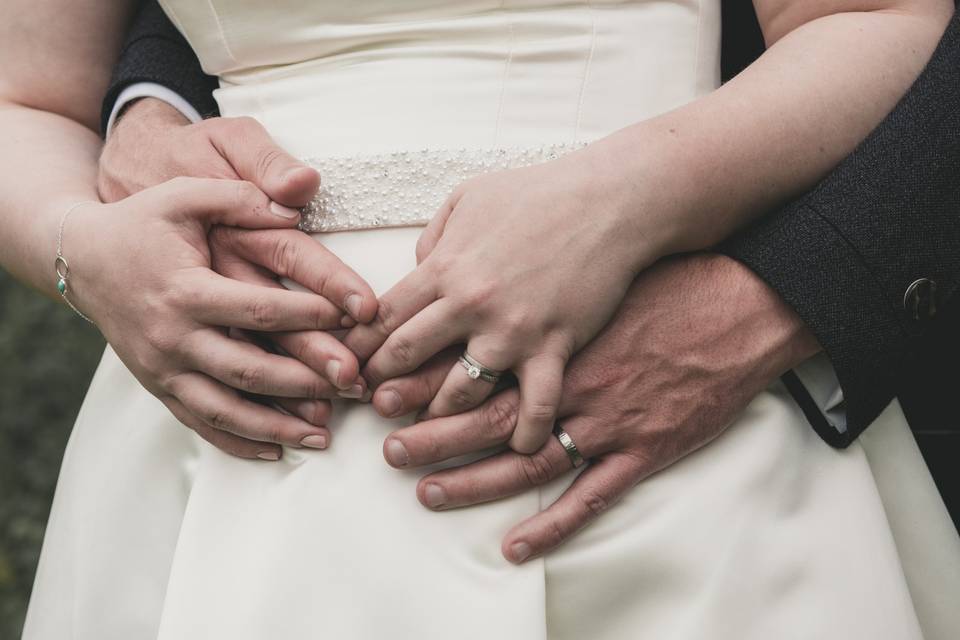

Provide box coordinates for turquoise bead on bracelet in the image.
[55,201,97,324]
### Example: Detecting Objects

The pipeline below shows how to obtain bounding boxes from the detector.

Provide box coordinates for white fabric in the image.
[105,82,202,136]
[24,1,960,638]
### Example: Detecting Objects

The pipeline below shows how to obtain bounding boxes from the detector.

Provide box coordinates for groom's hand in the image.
[369,254,821,563]
[99,97,320,205]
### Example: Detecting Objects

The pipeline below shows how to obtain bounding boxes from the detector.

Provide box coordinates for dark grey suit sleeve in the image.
[99,1,221,135]
[720,10,960,447]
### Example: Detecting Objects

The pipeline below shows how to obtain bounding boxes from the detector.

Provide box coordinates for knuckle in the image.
[481,394,519,438]
[233,364,267,392]
[414,234,433,262]
[308,301,334,330]
[462,280,496,309]
[163,273,196,307]
[418,432,443,461]
[140,351,173,388]
[425,252,453,278]
[448,386,476,410]
[143,324,176,354]
[205,409,234,432]
[526,402,558,425]
[270,235,300,276]
[387,335,416,368]
[299,378,328,400]
[247,299,279,330]
[545,519,566,548]
[374,298,398,333]
[263,420,283,443]
[255,147,285,178]
[235,179,260,206]
[290,334,320,366]
[501,309,534,335]
[581,489,610,517]
[518,452,555,487]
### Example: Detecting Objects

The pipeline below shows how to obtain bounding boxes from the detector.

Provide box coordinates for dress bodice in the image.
[158,0,720,156]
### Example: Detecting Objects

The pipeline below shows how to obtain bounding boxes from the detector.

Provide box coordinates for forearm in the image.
[589,1,953,260]
[0,104,102,298]
[0,0,133,298]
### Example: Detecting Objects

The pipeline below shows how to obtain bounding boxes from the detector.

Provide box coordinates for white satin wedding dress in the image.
[23,1,960,639]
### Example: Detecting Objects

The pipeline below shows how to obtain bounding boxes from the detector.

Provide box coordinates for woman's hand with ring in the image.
[345,151,663,453]
[66,178,377,460]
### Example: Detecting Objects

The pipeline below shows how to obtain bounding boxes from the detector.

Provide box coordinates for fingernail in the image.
[325,360,342,388]
[300,434,327,449]
[337,384,364,399]
[340,314,357,328]
[269,201,300,219]
[379,390,402,417]
[385,438,409,466]
[360,389,373,403]
[423,483,447,509]
[344,294,363,320]
[509,542,532,563]
[257,450,280,461]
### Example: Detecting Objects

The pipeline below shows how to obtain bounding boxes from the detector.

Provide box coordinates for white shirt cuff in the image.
[105,83,204,136]
[792,354,849,433]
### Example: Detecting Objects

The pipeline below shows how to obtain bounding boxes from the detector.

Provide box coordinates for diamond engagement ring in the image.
[457,352,504,384]
[553,425,585,469]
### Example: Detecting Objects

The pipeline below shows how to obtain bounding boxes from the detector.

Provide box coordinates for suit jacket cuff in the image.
[100,32,220,136]
[718,202,907,447]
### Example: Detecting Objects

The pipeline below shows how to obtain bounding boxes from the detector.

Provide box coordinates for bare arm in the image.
[0,0,134,295]
[592,0,956,256]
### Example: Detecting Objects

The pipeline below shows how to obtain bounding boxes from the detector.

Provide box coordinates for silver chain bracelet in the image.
[55,201,98,324]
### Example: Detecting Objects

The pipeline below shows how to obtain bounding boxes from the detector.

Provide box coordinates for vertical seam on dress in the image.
[691,0,704,96]
[493,2,515,147]
[205,0,238,64]
[573,4,598,144]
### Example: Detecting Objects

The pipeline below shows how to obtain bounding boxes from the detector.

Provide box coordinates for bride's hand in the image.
[346,151,669,453]
[65,178,376,460]
[99,101,375,397]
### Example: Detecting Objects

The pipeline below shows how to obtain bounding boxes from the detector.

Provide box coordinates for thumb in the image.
[206,116,321,207]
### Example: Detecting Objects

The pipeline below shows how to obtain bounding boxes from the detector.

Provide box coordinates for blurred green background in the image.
[0,269,104,638]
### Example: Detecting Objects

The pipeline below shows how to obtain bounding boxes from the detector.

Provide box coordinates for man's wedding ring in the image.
[553,425,585,469]
[458,352,503,384]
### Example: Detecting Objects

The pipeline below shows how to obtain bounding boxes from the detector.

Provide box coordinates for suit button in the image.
[903,278,938,321]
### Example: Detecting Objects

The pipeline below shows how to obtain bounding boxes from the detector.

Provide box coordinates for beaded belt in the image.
[298,143,583,233]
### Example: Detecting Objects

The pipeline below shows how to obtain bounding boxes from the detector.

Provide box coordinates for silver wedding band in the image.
[458,351,504,384]
[553,425,585,469]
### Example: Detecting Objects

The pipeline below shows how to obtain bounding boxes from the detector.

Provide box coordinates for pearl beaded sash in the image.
[298,143,583,233]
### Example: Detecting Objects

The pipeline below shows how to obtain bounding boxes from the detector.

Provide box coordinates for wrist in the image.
[56,202,111,324]
[710,252,821,374]
[111,97,191,139]
[573,128,697,274]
